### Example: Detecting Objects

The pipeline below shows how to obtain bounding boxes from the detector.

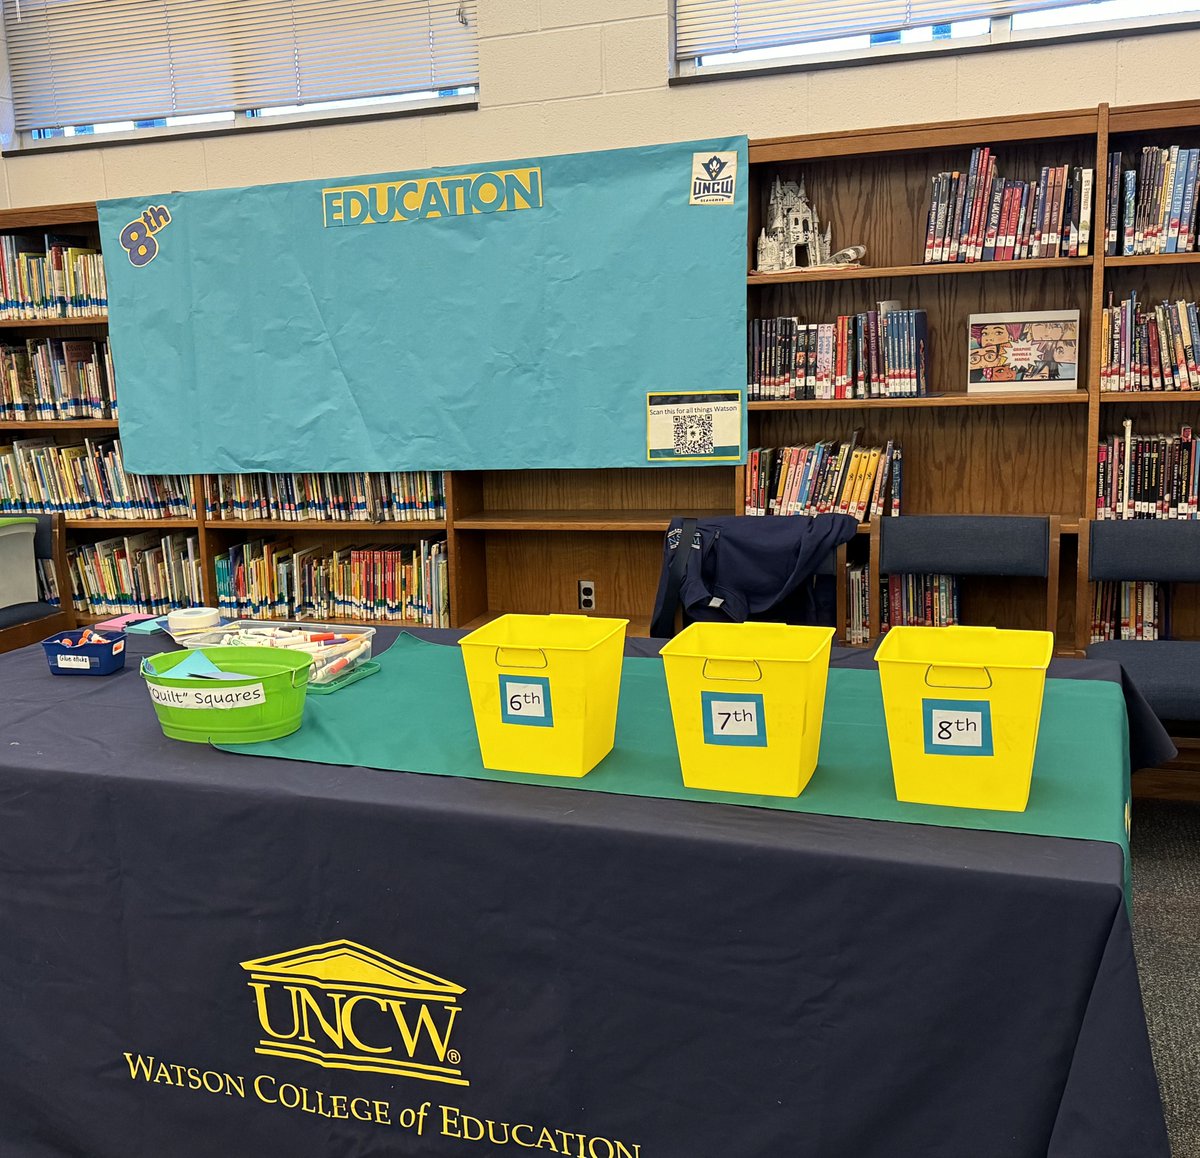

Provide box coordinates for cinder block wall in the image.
[1,2,1194,204]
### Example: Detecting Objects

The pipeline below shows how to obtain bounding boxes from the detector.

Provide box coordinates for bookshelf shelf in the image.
[747,257,1087,285]
[63,518,198,529]
[0,419,118,430]
[0,316,108,329]
[748,392,1089,410]
[204,518,447,532]
[1104,253,1200,268]
[1099,392,1200,403]
[453,510,726,532]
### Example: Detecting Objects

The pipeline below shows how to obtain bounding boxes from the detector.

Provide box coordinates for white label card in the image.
[56,654,92,669]
[148,682,266,710]
[709,698,760,736]
[928,708,986,748]
[505,681,548,718]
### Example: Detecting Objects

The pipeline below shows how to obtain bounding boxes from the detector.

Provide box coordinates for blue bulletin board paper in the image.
[98,138,748,474]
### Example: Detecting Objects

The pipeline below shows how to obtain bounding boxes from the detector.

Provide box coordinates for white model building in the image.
[756,175,833,272]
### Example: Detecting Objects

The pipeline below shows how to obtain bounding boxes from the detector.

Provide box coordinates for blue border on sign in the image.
[499,674,554,727]
[922,698,994,757]
[701,690,767,747]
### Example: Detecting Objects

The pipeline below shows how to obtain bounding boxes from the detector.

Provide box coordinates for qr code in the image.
[672,413,714,456]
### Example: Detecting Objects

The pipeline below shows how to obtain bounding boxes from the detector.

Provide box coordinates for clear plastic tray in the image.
[175,620,376,686]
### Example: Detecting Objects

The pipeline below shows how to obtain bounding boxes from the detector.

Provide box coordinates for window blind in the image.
[3,0,478,131]
[676,0,1094,58]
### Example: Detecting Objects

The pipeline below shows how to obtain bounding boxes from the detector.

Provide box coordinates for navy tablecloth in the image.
[0,630,1168,1158]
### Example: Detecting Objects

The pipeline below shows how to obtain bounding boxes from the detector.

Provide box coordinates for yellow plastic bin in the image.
[659,621,835,798]
[875,625,1054,812]
[459,614,628,777]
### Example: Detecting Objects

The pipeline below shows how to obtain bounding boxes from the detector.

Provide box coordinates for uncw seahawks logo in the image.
[241,939,467,1086]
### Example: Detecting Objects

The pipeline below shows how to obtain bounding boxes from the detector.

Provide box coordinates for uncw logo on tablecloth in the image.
[241,939,467,1086]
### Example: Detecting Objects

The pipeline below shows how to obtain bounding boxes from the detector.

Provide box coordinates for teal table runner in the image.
[220,634,1131,868]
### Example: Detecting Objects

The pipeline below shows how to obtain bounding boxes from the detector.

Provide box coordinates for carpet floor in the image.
[1132,797,1200,1158]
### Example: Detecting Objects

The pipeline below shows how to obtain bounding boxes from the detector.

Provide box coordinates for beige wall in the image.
[3,2,1198,207]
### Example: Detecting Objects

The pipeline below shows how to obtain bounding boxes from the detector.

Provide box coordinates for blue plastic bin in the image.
[42,631,128,676]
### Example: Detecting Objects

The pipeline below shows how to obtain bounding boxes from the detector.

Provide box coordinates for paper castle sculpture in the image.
[756,175,834,272]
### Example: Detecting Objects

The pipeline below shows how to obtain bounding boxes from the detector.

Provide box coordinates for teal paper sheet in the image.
[98,138,748,474]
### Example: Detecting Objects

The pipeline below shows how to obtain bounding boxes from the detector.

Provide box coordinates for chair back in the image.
[871,514,1058,638]
[878,515,1051,577]
[32,514,55,562]
[1088,519,1200,582]
[0,512,75,652]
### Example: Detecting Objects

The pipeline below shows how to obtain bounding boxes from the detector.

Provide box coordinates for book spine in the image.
[1123,170,1137,256]
[1157,147,1174,253]
[949,168,970,263]
[816,323,834,399]
[1014,181,1032,260]
[968,152,993,262]
[1168,145,1187,253]
[956,148,980,262]
[1045,167,1064,258]
[1188,301,1200,386]
[982,178,1005,262]
[1068,166,1082,258]
[1181,149,1200,252]
[1134,148,1151,254]
[1105,152,1121,256]
[999,183,1018,261]
[1060,167,1076,258]
[914,310,928,397]
[923,175,941,264]
[1079,167,1093,258]
[933,173,952,263]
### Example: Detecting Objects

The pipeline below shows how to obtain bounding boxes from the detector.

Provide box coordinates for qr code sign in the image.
[672,412,714,456]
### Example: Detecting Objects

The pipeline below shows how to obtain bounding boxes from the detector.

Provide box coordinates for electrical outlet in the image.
[578,579,596,611]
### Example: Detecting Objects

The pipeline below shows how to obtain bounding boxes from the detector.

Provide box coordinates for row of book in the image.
[881,573,960,630]
[0,437,194,519]
[66,532,203,616]
[0,233,107,320]
[746,437,901,519]
[0,338,117,420]
[845,569,961,643]
[35,558,61,607]
[748,307,929,400]
[1095,422,1200,520]
[1100,294,1200,392]
[846,564,871,645]
[204,472,446,523]
[1089,581,1165,642]
[214,539,449,627]
[923,149,1093,264]
[1105,146,1200,257]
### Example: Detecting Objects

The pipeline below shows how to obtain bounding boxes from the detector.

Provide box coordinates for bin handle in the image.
[495,646,549,670]
[924,664,992,690]
[291,667,308,689]
[702,657,763,683]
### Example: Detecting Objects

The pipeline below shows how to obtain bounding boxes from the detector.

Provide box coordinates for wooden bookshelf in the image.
[10,99,1200,644]
[747,99,1200,648]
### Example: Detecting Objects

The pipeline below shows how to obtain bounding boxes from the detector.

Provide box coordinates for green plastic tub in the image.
[141,646,312,744]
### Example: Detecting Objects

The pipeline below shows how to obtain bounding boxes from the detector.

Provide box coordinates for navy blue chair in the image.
[870,514,1060,638]
[1081,519,1200,724]
[0,514,75,653]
